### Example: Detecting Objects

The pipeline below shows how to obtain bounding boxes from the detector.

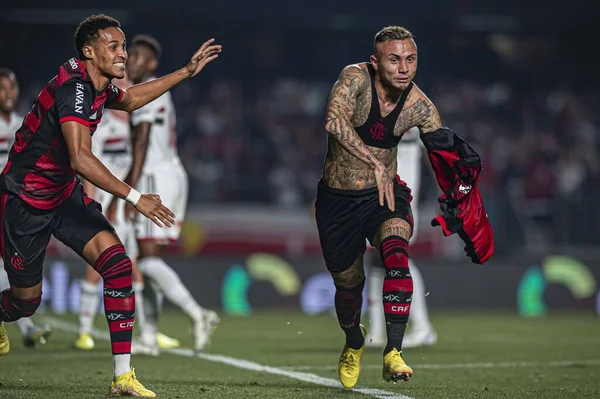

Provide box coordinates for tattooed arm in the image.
[415,95,442,134]
[325,65,382,168]
[324,65,395,210]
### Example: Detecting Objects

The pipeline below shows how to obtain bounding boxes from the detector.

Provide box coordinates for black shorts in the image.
[0,184,114,288]
[315,176,413,273]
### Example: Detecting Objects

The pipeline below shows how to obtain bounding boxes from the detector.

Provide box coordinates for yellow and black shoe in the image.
[337,324,367,389]
[74,333,95,350]
[0,322,10,356]
[382,348,413,382]
[156,332,180,349]
[109,368,156,397]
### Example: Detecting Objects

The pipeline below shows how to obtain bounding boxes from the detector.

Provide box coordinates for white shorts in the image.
[135,164,188,244]
[96,190,139,259]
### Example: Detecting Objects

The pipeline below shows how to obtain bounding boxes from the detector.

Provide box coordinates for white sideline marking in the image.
[44,316,416,399]
[282,359,600,371]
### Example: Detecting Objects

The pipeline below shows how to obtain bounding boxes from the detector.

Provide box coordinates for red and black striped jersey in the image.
[0,58,124,210]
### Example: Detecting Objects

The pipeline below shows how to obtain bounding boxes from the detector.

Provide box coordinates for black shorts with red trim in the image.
[0,183,114,288]
[314,176,413,274]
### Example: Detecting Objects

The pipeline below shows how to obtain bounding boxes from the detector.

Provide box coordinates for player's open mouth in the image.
[114,62,126,69]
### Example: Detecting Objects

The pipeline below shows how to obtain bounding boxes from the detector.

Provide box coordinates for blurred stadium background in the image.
[1,1,600,398]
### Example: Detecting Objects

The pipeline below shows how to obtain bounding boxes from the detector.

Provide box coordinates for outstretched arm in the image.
[62,122,174,228]
[63,121,132,200]
[415,96,442,135]
[415,96,494,263]
[108,39,222,112]
[55,79,174,227]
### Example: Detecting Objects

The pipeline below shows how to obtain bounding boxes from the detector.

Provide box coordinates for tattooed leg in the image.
[331,255,366,349]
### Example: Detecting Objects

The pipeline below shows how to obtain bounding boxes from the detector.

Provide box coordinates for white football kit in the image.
[130,78,187,243]
[0,112,21,167]
[91,109,138,258]
[127,81,219,355]
[396,127,422,239]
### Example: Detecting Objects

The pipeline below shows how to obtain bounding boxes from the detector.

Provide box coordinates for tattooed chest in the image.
[322,138,397,190]
[352,91,424,139]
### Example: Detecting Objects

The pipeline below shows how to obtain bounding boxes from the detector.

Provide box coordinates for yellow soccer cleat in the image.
[156,332,180,349]
[0,322,10,356]
[338,324,367,389]
[108,368,156,397]
[74,333,95,350]
[382,348,413,382]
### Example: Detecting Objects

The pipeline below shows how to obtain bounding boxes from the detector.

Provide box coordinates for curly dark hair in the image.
[74,14,121,59]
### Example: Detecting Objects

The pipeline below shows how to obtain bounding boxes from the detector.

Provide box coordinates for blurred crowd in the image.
[6,23,599,250]
[173,76,600,206]
[169,32,600,250]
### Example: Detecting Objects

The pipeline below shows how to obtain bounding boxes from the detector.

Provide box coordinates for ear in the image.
[149,58,159,72]
[369,54,378,70]
[82,44,94,60]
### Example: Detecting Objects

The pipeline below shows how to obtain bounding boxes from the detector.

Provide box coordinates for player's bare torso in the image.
[322,63,434,190]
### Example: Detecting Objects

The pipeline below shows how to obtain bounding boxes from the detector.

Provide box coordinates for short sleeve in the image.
[130,100,157,126]
[55,79,94,128]
[105,83,124,107]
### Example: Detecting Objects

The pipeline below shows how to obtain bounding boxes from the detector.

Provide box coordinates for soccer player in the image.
[74,78,180,352]
[0,14,221,397]
[366,127,437,348]
[0,68,52,350]
[105,34,219,355]
[315,26,491,388]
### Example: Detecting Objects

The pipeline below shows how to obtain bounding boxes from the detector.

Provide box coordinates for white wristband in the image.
[125,188,141,206]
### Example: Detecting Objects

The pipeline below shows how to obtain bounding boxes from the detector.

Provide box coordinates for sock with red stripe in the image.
[93,244,134,377]
[0,269,37,334]
[380,235,413,355]
[334,278,365,350]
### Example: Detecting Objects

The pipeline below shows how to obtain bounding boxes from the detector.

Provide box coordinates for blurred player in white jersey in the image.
[74,76,180,351]
[367,127,437,348]
[0,68,52,350]
[106,35,219,355]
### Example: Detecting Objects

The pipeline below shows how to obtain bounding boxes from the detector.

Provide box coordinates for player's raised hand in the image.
[374,163,395,212]
[134,193,175,228]
[186,39,222,77]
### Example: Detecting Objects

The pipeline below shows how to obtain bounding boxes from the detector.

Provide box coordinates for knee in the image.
[93,244,132,281]
[0,291,42,321]
[138,257,179,286]
[17,295,42,318]
[333,268,365,290]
